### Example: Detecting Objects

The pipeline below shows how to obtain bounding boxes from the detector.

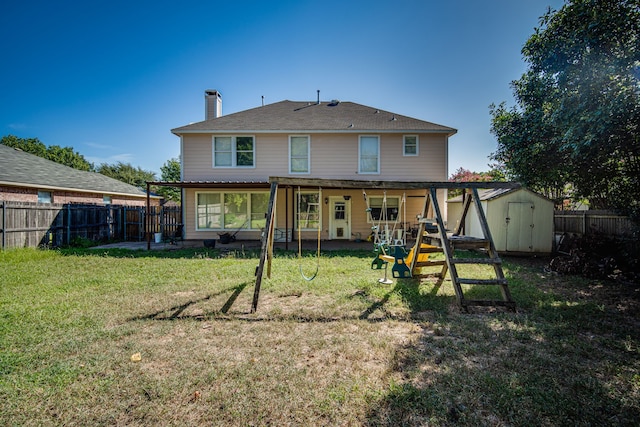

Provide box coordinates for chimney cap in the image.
[205,89,221,96]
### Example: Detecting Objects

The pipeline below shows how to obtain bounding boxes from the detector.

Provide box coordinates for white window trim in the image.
[358,135,380,174]
[288,135,310,174]
[212,135,256,168]
[403,135,419,156]
[195,191,268,231]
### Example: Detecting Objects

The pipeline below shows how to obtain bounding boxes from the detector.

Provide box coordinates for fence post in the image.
[123,206,128,241]
[160,206,164,238]
[1,202,5,250]
[66,204,71,245]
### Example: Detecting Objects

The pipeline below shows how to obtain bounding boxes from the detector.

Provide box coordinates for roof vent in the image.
[329,99,340,106]
[391,115,397,121]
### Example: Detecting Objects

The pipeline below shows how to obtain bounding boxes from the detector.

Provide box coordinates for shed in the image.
[447,187,554,254]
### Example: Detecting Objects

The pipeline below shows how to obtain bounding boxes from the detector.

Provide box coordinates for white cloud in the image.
[86,153,134,165]
[84,141,112,150]
[7,123,28,130]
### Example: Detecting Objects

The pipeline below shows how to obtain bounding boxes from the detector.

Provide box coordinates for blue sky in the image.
[1,0,565,176]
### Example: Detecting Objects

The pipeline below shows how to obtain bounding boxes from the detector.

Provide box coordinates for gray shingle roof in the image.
[0,144,149,197]
[172,100,457,134]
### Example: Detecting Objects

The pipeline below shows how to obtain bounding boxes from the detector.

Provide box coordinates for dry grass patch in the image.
[64,317,421,426]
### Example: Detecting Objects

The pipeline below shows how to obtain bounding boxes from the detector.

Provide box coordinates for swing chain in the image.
[297,186,321,281]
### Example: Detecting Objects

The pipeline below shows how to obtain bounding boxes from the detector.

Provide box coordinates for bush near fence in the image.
[551,210,639,282]
[0,202,181,249]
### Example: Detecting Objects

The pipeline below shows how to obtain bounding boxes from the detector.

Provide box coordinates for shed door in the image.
[506,202,534,252]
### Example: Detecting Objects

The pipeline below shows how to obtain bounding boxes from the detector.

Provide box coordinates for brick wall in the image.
[0,185,159,206]
[0,186,36,202]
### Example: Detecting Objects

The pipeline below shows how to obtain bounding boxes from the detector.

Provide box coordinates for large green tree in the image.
[1,135,94,171]
[156,157,181,203]
[490,0,640,218]
[96,162,156,189]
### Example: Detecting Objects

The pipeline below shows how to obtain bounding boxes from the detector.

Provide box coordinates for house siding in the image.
[378,134,447,180]
[182,132,449,182]
[180,130,450,242]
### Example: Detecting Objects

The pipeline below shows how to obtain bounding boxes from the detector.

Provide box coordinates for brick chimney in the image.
[205,90,222,120]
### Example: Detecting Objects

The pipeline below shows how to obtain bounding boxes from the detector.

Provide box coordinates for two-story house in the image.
[171,90,457,243]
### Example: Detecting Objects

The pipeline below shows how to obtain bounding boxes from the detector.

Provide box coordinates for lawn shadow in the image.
[358,266,453,321]
[129,282,251,321]
[61,247,261,260]
[363,270,640,426]
[62,246,377,260]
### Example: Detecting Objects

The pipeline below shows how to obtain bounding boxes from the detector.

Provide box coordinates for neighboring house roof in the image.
[172,100,457,135]
[0,144,153,198]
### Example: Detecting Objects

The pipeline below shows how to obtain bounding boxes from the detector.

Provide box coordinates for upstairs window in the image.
[359,135,379,174]
[213,136,255,167]
[403,135,419,156]
[289,135,310,174]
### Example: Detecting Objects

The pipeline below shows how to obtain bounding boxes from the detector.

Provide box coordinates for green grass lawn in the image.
[1,247,638,426]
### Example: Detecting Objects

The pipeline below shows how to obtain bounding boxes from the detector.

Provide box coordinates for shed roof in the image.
[0,144,154,198]
[172,100,457,135]
[447,187,552,203]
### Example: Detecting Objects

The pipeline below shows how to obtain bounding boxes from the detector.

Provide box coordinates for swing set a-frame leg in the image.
[252,182,278,313]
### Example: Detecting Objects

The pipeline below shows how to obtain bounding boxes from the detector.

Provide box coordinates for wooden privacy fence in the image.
[144,204,183,241]
[0,202,181,249]
[554,210,637,237]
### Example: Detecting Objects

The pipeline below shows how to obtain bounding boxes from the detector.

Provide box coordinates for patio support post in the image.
[146,182,151,250]
[285,186,289,251]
